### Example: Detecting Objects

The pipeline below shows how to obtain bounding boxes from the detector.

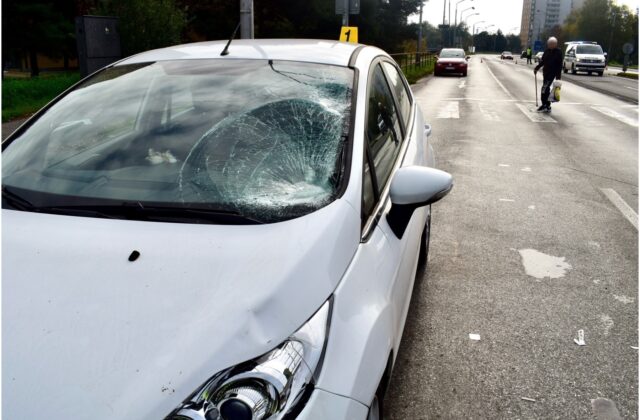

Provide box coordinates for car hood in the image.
[438,57,466,63]
[2,200,360,419]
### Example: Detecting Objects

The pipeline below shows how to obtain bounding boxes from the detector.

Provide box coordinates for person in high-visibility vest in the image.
[527,47,532,64]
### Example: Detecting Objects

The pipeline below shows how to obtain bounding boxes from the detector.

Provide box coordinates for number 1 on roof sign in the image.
[340,26,358,43]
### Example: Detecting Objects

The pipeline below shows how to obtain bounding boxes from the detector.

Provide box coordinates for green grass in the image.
[402,62,436,84]
[608,61,638,69]
[2,72,81,122]
[616,72,639,80]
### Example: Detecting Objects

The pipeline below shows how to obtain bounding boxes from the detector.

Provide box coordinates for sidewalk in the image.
[2,118,27,140]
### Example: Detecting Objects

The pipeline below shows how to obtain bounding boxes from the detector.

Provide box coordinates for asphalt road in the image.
[386,55,638,419]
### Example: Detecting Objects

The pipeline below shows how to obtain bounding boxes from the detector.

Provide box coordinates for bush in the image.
[2,72,81,122]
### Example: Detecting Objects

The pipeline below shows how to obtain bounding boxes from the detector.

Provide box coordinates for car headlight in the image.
[167,300,332,420]
[576,58,582,62]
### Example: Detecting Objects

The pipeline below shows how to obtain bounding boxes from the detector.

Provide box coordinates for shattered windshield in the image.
[2,60,354,223]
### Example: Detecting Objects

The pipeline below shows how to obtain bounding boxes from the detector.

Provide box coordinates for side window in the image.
[382,62,412,128]
[366,64,403,191]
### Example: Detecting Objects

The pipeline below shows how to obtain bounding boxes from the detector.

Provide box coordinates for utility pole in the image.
[417,1,424,53]
[342,0,349,26]
[608,11,617,60]
[240,0,254,39]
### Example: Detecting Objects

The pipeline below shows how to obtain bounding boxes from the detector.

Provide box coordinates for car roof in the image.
[116,39,363,67]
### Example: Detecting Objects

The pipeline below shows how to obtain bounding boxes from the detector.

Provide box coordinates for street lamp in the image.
[472,20,486,36]
[461,13,479,47]
[456,6,475,46]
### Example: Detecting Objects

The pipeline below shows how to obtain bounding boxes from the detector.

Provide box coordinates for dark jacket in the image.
[535,47,563,80]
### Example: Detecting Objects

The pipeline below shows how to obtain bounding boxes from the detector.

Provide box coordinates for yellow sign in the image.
[339,26,358,43]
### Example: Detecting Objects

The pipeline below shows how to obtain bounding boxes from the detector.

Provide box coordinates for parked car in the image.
[534,51,544,63]
[520,50,527,59]
[435,48,468,76]
[563,41,606,76]
[2,39,453,420]
[500,51,514,60]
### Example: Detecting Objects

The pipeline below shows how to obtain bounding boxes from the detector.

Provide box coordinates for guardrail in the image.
[389,52,436,73]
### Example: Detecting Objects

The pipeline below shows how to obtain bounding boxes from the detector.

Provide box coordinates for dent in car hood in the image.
[2,200,359,419]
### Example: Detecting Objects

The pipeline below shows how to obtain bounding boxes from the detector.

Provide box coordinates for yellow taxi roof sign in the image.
[339,26,358,44]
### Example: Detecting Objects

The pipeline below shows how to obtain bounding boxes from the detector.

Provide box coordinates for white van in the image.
[563,41,606,76]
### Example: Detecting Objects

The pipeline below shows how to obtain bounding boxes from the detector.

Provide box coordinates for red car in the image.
[435,48,468,77]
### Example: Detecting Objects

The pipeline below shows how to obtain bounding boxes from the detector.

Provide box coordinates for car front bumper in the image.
[296,389,369,419]
[575,63,605,71]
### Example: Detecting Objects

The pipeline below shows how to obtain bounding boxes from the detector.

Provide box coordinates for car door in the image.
[360,60,428,352]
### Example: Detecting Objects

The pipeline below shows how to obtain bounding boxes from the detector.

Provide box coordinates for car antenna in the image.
[220,22,241,56]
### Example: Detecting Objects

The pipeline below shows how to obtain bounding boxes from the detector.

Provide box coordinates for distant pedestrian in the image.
[534,37,562,113]
[527,46,532,64]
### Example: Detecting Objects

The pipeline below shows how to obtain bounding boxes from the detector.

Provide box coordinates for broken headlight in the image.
[168,300,331,420]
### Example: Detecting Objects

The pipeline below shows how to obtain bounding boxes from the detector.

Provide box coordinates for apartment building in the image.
[520,0,586,49]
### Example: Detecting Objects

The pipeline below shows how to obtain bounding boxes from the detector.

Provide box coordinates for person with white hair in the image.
[534,36,563,113]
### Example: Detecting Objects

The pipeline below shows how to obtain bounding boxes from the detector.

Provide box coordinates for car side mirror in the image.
[466,56,471,61]
[387,166,453,238]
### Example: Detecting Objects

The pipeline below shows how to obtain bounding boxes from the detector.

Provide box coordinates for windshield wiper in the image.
[37,203,265,225]
[2,187,35,211]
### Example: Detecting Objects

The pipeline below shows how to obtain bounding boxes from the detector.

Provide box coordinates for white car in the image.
[2,39,452,420]
[563,42,606,76]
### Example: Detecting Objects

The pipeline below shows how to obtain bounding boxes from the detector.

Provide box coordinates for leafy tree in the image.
[96,0,186,56]
[2,1,74,76]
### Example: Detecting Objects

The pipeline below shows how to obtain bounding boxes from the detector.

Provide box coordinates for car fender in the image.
[315,229,397,407]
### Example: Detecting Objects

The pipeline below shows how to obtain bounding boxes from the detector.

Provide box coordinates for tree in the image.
[2,1,74,76]
[97,0,186,56]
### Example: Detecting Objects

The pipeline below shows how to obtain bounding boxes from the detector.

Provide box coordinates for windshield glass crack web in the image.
[179,67,352,222]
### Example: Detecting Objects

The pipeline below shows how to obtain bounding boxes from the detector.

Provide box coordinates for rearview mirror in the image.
[387,166,453,238]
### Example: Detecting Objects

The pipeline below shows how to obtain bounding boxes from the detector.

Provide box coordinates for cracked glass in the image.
[2,59,354,223]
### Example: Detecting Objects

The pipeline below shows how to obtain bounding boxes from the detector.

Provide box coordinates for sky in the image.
[409,0,640,36]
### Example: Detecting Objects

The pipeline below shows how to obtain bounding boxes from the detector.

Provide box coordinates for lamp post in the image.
[455,2,474,47]
[461,13,479,48]
[472,20,485,37]
[471,20,485,52]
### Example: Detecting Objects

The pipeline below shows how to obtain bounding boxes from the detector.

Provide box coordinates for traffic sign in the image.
[336,0,360,14]
[339,26,358,43]
[534,40,543,52]
[623,43,634,55]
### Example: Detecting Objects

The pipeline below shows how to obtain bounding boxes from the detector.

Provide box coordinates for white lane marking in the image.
[499,198,515,202]
[518,249,572,280]
[521,167,532,172]
[625,86,638,91]
[437,101,460,119]
[515,103,557,123]
[591,106,639,128]
[486,62,515,99]
[458,80,466,89]
[600,188,638,229]
[528,205,536,210]
[478,102,501,121]
[498,163,510,167]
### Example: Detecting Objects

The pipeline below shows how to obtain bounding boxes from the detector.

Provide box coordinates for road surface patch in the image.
[518,249,572,279]
[613,295,634,304]
[515,103,557,123]
[591,398,622,420]
[600,314,614,336]
[436,101,460,119]
[600,188,638,229]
